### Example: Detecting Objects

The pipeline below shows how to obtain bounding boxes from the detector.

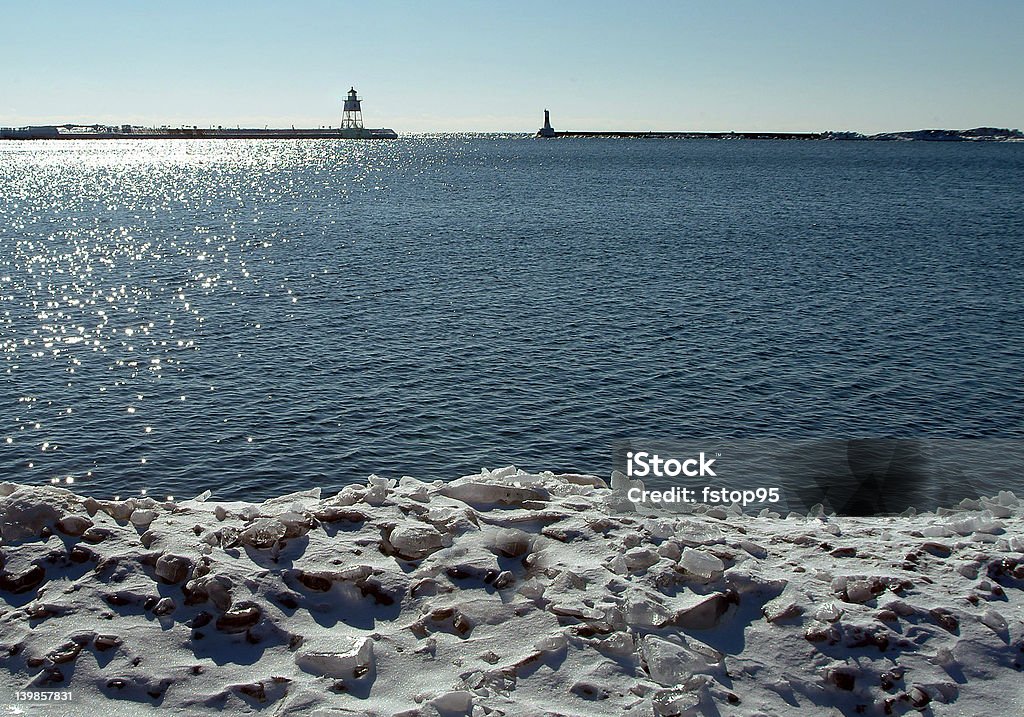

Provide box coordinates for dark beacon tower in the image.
[342,88,364,130]
[537,109,556,137]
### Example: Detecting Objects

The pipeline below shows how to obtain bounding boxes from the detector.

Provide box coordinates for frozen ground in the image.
[0,469,1022,716]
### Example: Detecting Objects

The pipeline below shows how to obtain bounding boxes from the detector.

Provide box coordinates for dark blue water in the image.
[1,137,1022,500]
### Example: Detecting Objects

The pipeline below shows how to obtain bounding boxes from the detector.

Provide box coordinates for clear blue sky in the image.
[2,0,1021,133]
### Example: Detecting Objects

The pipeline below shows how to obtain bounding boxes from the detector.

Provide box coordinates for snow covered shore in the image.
[1,469,1022,716]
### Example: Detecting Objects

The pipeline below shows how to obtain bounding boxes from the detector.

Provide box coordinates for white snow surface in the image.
[0,469,1022,716]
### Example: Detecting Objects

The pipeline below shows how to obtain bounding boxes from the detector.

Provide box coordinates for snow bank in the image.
[0,469,1021,716]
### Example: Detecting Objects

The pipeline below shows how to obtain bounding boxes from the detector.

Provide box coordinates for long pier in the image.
[0,126,398,140]
[541,130,824,140]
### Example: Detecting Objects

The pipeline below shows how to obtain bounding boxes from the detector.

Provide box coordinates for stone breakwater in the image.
[0,469,1022,716]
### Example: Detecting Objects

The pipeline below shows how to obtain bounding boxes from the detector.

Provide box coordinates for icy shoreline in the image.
[1,469,1022,716]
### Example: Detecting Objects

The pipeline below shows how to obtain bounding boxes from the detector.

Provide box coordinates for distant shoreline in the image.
[1,126,1021,142]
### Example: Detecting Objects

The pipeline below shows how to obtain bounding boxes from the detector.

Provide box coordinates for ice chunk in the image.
[645,518,677,539]
[624,547,660,572]
[658,540,682,561]
[932,646,956,668]
[276,510,315,539]
[130,509,158,527]
[429,690,474,715]
[262,487,323,506]
[996,490,1018,507]
[215,603,262,633]
[240,518,286,548]
[534,633,567,653]
[101,499,136,522]
[188,489,212,503]
[490,528,532,558]
[979,609,1008,634]
[56,515,93,536]
[845,580,875,604]
[389,523,445,560]
[152,597,176,616]
[679,548,724,579]
[1,486,72,542]
[557,472,607,488]
[674,591,738,629]
[981,501,1012,519]
[155,554,192,584]
[739,540,768,558]
[440,481,548,506]
[675,521,724,546]
[762,592,804,623]
[814,602,843,623]
[0,564,46,594]
[185,574,232,611]
[597,632,635,656]
[492,570,514,589]
[642,635,717,686]
[948,515,1004,536]
[625,596,672,628]
[957,562,980,579]
[295,637,374,680]
[486,466,519,480]
[517,578,545,600]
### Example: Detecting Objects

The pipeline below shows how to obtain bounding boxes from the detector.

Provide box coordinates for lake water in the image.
[1,137,1022,502]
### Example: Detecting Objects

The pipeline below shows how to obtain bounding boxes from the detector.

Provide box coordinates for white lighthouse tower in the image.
[342,87,364,130]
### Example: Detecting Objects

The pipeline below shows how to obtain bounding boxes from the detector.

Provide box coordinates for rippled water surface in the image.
[1,137,1022,500]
